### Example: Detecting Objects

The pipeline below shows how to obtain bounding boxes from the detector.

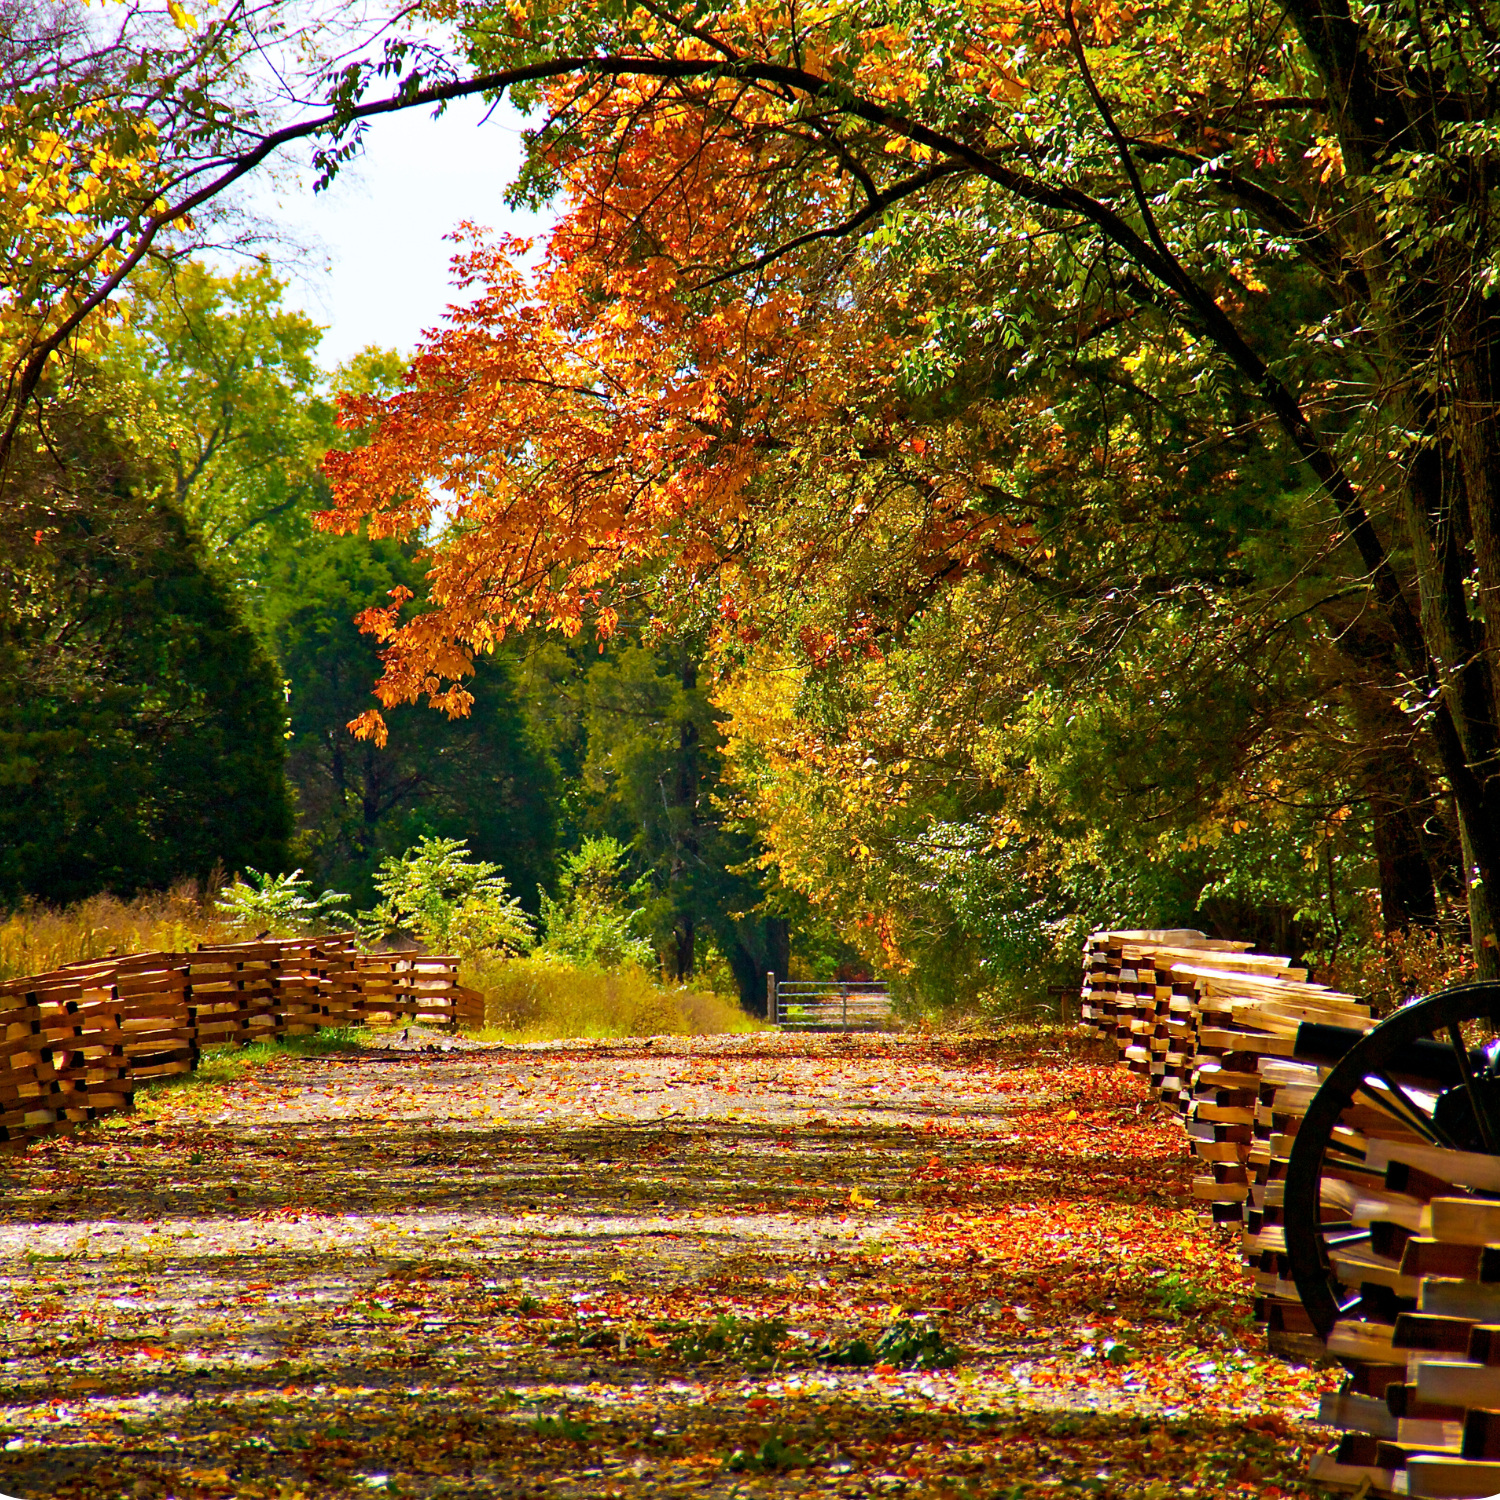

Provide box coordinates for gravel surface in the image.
[0,1031,1333,1499]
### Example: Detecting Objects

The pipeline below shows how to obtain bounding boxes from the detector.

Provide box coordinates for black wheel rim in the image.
[1284,980,1500,1342]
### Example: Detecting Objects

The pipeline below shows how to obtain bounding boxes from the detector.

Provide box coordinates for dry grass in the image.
[466,955,764,1040]
[0,884,239,982]
[1,893,764,1039]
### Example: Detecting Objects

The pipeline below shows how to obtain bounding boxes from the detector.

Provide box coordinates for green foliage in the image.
[521,633,805,1009]
[667,1315,789,1366]
[216,868,351,934]
[537,836,655,970]
[360,836,534,959]
[0,397,292,905]
[260,530,559,913]
[97,261,330,576]
[814,1320,959,1371]
[100,263,559,915]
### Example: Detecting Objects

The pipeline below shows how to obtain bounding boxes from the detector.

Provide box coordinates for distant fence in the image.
[0,933,482,1149]
[766,974,894,1031]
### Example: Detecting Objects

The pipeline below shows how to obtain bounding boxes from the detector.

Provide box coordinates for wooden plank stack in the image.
[0,935,480,1149]
[1302,1147,1500,1495]
[346,952,469,1028]
[1082,929,1375,1355]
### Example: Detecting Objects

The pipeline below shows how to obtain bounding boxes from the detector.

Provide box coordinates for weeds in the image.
[725,1433,809,1472]
[815,1319,961,1371]
[466,955,762,1040]
[667,1315,790,1365]
[529,1414,593,1441]
[1149,1273,1208,1320]
[0,884,240,982]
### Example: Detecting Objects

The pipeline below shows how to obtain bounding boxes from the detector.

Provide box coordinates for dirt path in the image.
[0,1031,1332,1499]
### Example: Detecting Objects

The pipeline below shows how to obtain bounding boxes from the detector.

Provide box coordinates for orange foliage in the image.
[317,36,1046,739]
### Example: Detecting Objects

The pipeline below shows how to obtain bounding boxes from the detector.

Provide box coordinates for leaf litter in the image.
[0,1029,1336,1497]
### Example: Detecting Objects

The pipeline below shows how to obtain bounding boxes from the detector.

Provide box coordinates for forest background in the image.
[1,0,1487,1021]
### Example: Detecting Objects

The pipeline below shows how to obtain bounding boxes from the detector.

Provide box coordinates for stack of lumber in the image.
[1308,1166,1500,1497]
[1081,929,1250,1098]
[261,932,359,1034]
[348,952,475,1029]
[0,935,481,1148]
[0,949,195,1145]
[1082,929,1375,1353]
[186,942,284,1047]
[88,950,198,1082]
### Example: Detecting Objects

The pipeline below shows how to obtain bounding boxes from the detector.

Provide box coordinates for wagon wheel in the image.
[1283,981,1500,1343]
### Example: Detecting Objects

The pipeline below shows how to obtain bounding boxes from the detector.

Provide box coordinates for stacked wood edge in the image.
[1083,931,1500,1497]
[1081,929,1380,1492]
[0,934,483,1150]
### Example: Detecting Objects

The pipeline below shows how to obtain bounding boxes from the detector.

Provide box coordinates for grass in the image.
[0,883,241,982]
[2,891,764,1040]
[465,955,765,1040]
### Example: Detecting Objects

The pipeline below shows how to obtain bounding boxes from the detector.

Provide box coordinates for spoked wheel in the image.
[1285,982,1500,1343]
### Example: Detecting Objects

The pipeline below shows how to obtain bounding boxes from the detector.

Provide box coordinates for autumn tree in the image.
[13,0,1488,968]
[260,530,559,910]
[301,0,1500,976]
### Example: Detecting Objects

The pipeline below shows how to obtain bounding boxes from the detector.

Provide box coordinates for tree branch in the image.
[690,161,967,290]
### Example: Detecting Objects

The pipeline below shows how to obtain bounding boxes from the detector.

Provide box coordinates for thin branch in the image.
[690,161,966,290]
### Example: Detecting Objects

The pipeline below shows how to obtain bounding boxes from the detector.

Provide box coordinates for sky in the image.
[241,93,551,371]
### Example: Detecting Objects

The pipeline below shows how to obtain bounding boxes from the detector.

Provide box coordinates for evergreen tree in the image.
[0,398,292,903]
[259,531,558,909]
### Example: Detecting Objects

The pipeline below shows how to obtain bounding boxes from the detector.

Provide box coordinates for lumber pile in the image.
[1302,1154,1500,1495]
[344,952,483,1028]
[0,935,481,1148]
[1082,928,1375,1353]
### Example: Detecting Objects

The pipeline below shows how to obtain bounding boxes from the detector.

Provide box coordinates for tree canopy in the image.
[296,0,1500,981]
[11,0,1500,998]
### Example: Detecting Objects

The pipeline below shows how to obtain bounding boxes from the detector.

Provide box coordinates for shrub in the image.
[536,836,656,970]
[359,836,534,959]
[216,868,350,933]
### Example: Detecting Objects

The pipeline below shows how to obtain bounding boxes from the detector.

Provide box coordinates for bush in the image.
[216,868,351,933]
[465,954,759,1039]
[536,836,656,970]
[360,836,534,959]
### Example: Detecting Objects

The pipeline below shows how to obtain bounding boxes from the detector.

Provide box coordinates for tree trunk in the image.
[670,653,700,981]
[1283,0,1500,975]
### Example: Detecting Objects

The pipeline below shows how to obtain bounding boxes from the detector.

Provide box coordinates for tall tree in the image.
[0,391,292,903]
[522,630,793,1008]
[311,0,1500,970]
[97,261,330,572]
[259,531,559,909]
